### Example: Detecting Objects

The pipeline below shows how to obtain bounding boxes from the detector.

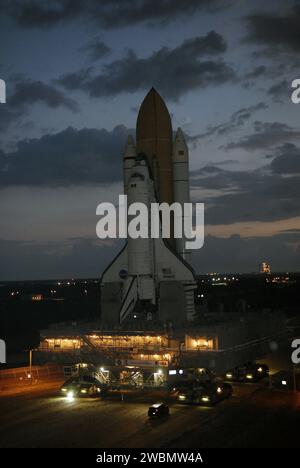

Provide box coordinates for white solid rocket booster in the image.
[123,135,136,195]
[172,127,191,263]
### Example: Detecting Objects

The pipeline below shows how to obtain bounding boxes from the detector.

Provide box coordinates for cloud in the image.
[223,121,300,151]
[189,102,267,141]
[267,79,290,103]
[1,0,229,29]
[245,4,300,52]
[0,106,23,132]
[55,67,94,91]
[79,37,111,61]
[10,80,79,112]
[210,159,240,167]
[268,143,300,174]
[194,171,300,224]
[0,125,131,188]
[243,65,267,81]
[1,232,299,280]
[191,144,300,224]
[0,237,122,281]
[57,32,236,100]
[0,80,79,131]
[192,232,300,273]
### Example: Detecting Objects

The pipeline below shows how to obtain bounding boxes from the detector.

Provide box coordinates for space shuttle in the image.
[100,88,197,326]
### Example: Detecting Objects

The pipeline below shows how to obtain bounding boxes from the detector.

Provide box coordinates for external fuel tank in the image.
[136,87,174,206]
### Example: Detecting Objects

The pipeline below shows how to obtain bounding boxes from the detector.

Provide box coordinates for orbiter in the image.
[101,88,196,326]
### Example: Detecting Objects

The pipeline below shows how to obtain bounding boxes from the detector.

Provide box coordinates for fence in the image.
[0,364,64,389]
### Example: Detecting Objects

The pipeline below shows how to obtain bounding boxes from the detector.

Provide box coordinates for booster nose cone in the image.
[123,134,136,159]
[136,88,173,205]
[173,127,188,162]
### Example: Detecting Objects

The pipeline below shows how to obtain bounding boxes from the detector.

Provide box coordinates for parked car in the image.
[148,402,170,418]
[177,381,232,406]
[224,362,269,383]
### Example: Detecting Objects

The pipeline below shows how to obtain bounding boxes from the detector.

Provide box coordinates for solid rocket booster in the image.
[172,127,191,263]
[123,135,136,195]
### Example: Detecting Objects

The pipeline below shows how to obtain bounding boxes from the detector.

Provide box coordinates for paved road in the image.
[0,380,299,448]
[1,341,299,448]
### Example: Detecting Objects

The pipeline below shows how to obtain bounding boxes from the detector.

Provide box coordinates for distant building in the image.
[31,294,43,301]
[260,262,271,274]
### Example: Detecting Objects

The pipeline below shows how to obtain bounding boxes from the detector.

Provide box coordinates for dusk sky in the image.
[1,0,300,280]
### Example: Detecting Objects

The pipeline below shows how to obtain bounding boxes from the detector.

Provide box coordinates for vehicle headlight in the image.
[61,388,67,392]
[178,394,186,400]
[226,373,232,378]
[246,374,253,379]
[201,396,210,402]
[66,390,74,401]
[281,380,287,386]
[80,389,87,394]
[217,387,222,394]
[257,367,263,373]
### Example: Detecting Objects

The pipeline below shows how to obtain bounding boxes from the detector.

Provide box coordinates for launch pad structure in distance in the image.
[38,89,285,387]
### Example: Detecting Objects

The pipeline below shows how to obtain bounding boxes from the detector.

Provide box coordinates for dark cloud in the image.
[188,102,267,142]
[191,145,300,224]
[268,143,300,174]
[57,32,235,100]
[0,125,131,188]
[0,80,78,131]
[243,65,267,80]
[79,37,111,61]
[267,79,290,103]
[55,67,94,91]
[223,121,300,151]
[1,0,229,29]
[245,4,300,52]
[195,170,300,224]
[10,80,79,112]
